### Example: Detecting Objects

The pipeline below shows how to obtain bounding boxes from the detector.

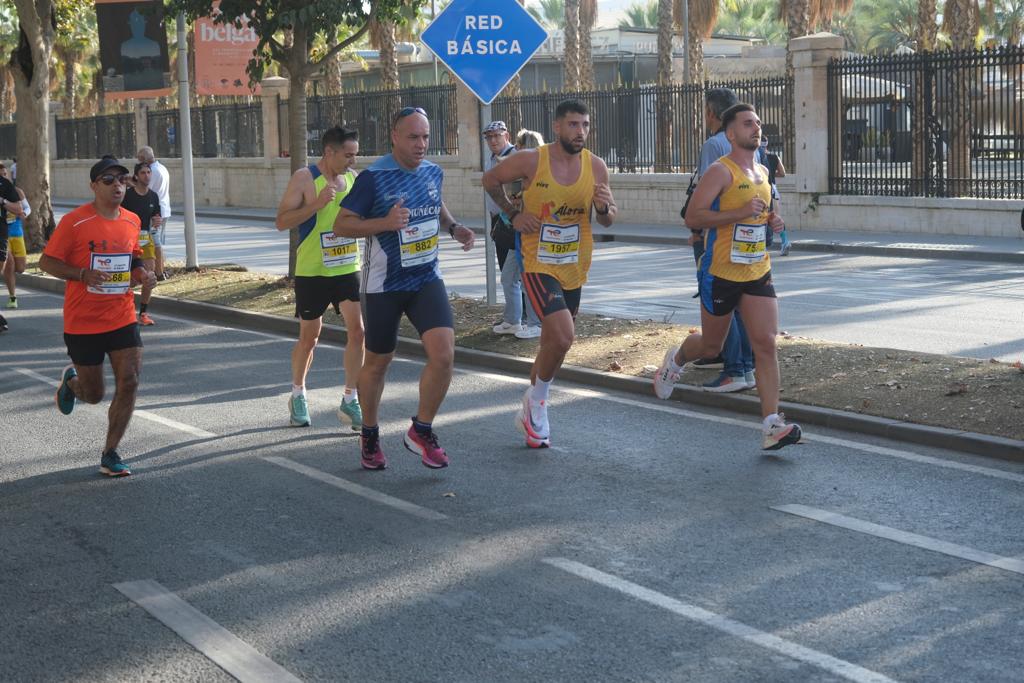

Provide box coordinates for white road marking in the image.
[772,504,1024,576]
[542,558,897,683]
[13,367,217,439]
[113,579,302,683]
[264,456,448,521]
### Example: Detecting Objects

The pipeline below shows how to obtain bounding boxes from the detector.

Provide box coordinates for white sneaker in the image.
[516,387,550,448]
[493,321,524,335]
[762,414,802,451]
[653,345,681,399]
[515,325,542,339]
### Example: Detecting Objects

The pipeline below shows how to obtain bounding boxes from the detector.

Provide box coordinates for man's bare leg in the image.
[105,347,142,452]
[416,327,455,423]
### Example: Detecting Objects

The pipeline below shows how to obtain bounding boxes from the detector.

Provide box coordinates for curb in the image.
[51,201,1021,263]
[20,273,1024,463]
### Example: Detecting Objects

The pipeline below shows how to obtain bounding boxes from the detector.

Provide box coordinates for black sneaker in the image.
[0,313,7,332]
[684,355,724,371]
[100,449,132,477]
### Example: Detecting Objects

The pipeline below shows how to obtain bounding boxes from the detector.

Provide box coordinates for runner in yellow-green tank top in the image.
[483,100,618,450]
[653,104,802,452]
[275,126,365,431]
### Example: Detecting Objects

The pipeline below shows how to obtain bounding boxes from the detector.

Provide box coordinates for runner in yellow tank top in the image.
[653,104,802,452]
[483,100,618,449]
[275,126,365,430]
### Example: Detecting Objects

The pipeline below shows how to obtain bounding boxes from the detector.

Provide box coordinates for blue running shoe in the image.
[702,372,748,393]
[100,449,132,477]
[337,397,362,431]
[56,364,77,415]
[289,394,310,427]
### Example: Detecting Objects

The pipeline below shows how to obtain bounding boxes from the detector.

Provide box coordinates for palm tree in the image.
[779,0,812,78]
[681,0,720,84]
[943,0,981,196]
[564,0,581,89]
[816,0,856,30]
[501,0,528,99]
[984,0,1024,45]
[620,0,659,28]
[53,6,97,118]
[579,0,598,90]
[529,0,566,29]
[369,19,400,90]
[713,0,788,44]
[654,0,675,171]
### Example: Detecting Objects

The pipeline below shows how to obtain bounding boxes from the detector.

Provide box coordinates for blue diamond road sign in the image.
[420,0,549,105]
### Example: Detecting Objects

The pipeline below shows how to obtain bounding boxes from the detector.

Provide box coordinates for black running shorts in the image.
[698,271,776,316]
[64,322,143,366]
[294,273,360,321]
[362,278,453,355]
[522,272,582,319]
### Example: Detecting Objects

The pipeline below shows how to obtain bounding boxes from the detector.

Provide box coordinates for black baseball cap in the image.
[90,157,129,182]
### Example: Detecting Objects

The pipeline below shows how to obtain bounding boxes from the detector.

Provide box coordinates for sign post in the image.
[421,0,548,307]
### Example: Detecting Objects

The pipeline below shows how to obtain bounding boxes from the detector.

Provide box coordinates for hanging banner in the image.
[194,1,261,96]
[95,0,172,100]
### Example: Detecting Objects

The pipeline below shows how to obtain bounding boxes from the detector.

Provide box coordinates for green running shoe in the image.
[6,297,17,309]
[56,364,77,415]
[289,394,311,427]
[337,397,362,431]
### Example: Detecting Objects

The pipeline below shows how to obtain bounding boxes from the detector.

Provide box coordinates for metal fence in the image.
[147,102,263,159]
[55,114,136,160]
[491,78,795,174]
[0,123,14,159]
[305,84,458,157]
[828,45,1024,199]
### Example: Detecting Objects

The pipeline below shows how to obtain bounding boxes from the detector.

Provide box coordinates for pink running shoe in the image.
[360,433,387,470]
[515,387,550,448]
[404,426,449,469]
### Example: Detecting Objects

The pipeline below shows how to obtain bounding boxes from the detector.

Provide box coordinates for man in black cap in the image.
[39,157,157,477]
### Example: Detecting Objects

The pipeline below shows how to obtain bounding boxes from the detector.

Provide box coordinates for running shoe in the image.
[0,314,7,332]
[138,312,155,326]
[337,397,362,431]
[493,321,523,335]
[702,372,749,393]
[361,433,387,470]
[683,355,724,371]
[289,394,311,427]
[653,345,682,399]
[744,370,757,389]
[100,449,132,477]
[515,387,550,448]
[6,297,16,309]
[56,364,77,415]
[515,325,542,339]
[404,425,449,468]
[762,414,802,451]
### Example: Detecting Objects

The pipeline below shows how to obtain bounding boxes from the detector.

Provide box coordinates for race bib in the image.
[399,217,439,268]
[730,222,767,264]
[139,230,152,248]
[88,252,132,295]
[537,223,580,265]
[320,231,358,268]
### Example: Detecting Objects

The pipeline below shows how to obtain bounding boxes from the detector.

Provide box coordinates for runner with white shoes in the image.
[482,100,617,449]
[653,104,801,451]
[276,126,366,431]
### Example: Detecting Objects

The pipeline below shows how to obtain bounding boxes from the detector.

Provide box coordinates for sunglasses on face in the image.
[98,173,130,186]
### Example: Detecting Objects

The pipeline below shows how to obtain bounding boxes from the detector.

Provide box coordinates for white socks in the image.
[532,377,552,403]
[343,387,358,403]
[762,413,781,430]
[292,384,305,397]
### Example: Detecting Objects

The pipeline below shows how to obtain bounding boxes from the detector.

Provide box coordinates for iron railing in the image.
[0,123,15,159]
[491,79,795,174]
[828,45,1024,199]
[55,114,136,160]
[147,102,263,159]
[305,84,459,157]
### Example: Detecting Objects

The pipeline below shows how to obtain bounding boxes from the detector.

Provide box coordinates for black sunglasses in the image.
[98,173,130,186]
[397,106,427,118]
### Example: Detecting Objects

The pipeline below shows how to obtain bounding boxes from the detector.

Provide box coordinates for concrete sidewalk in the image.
[53,199,1024,263]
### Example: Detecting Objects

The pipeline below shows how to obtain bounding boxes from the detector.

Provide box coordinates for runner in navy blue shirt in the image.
[335,106,475,472]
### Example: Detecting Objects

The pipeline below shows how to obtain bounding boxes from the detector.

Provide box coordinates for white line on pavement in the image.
[113,579,302,683]
[13,367,217,439]
[263,456,448,521]
[772,504,1024,576]
[542,558,897,683]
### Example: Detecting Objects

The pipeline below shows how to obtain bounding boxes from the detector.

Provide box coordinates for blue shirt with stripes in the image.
[340,155,444,293]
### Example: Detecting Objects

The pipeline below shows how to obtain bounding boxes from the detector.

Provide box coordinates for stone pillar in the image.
[790,33,844,195]
[48,101,62,161]
[134,99,154,151]
[260,77,289,160]
[455,82,482,170]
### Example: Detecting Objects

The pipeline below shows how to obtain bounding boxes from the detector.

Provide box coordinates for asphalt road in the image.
[55,210,1023,363]
[3,288,1024,682]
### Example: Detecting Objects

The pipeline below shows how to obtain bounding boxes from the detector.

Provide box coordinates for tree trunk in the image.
[785,0,810,81]
[325,52,344,95]
[910,0,938,195]
[686,22,704,84]
[286,25,309,278]
[579,3,595,90]
[11,4,56,250]
[946,0,977,197]
[564,0,580,90]
[63,54,76,118]
[655,0,674,172]
[379,21,400,90]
